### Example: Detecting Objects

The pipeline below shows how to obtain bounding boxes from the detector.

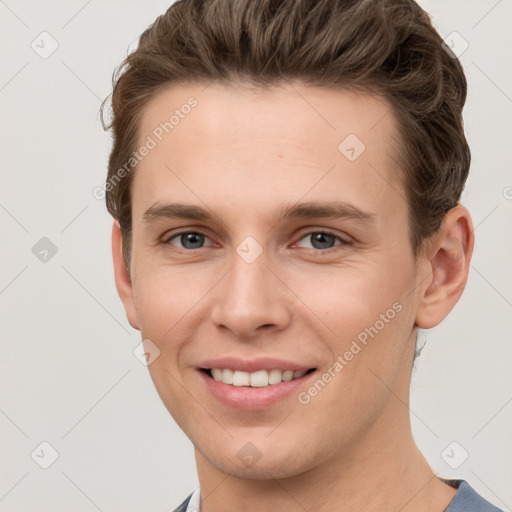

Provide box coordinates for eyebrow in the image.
[142,201,376,224]
[278,201,376,223]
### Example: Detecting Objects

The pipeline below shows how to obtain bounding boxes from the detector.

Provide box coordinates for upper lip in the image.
[199,357,316,373]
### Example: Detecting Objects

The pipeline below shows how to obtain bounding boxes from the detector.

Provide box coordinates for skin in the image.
[112,82,474,512]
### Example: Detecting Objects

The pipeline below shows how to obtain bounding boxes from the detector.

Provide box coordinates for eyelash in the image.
[163,229,352,252]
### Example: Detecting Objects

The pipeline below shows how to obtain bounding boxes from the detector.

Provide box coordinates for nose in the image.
[210,251,292,340]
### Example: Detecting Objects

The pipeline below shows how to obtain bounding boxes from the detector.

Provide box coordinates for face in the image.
[116,82,432,478]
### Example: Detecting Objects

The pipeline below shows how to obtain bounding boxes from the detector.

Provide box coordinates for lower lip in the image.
[199,370,315,410]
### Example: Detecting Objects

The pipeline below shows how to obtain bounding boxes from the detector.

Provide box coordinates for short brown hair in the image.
[101,0,470,266]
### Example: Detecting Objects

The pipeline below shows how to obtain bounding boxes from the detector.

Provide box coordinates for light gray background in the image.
[1,1,511,511]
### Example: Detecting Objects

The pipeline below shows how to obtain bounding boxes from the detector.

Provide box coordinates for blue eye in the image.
[167,232,209,249]
[163,230,349,252]
[296,232,345,250]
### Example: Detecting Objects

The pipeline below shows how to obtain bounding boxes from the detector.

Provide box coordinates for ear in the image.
[112,221,140,330]
[415,206,474,329]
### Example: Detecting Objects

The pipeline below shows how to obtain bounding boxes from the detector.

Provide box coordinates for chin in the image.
[197,436,322,480]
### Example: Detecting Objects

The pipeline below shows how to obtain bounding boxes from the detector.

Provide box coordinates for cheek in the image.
[287,259,415,398]
[130,263,224,394]
[287,258,409,332]
[131,264,210,338]
[290,272,413,449]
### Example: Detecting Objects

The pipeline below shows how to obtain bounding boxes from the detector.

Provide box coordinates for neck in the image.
[194,340,457,512]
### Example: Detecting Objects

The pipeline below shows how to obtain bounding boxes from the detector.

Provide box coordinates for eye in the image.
[165,231,213,250]
[295,231,349,251]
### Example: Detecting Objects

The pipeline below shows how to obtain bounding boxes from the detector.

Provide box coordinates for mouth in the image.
[200,367,317,387]
[197,357,319,409]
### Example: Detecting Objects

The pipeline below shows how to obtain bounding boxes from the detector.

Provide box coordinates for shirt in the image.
[172,479,505,512]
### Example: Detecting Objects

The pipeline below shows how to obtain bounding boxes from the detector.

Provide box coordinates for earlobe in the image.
[112,221,140,331]
[415,206,474,329]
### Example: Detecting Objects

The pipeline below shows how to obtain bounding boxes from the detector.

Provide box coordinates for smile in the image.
[206,368,315,387]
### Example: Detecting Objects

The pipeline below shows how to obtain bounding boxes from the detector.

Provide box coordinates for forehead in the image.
[139,81,399,157]
[132,81,405,224]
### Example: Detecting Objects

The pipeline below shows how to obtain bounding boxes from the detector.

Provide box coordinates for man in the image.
[101,0,504,510]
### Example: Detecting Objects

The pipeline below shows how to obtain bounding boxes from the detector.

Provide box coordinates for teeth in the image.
[293,369,307,379]
[268,369,282,385]
[232,370,250,386]
[282,370,294,381]
[222,368,233,385]
[210,368,311,387]
[250,370,268,387]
